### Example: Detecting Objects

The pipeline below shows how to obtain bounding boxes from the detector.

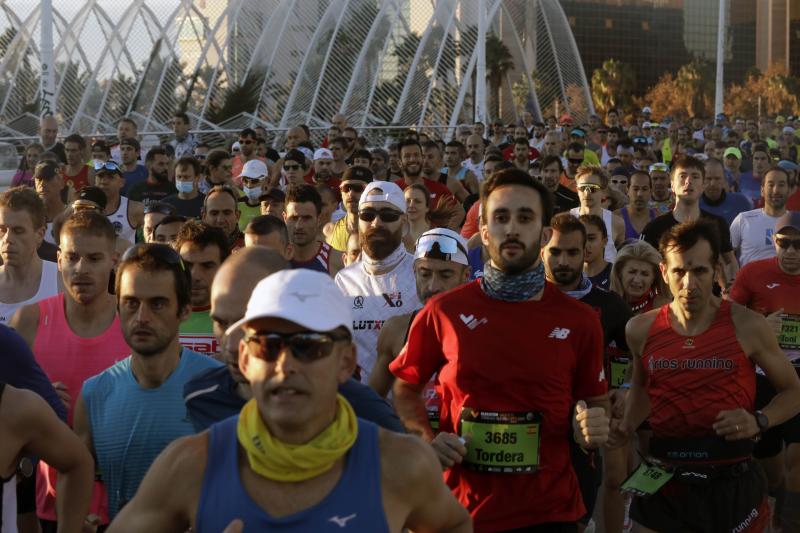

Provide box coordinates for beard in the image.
[123,325,173,357]
[550,266,581,287]
[488,234,541,275]
[361,226,402,260]
[403,163,422,178]
[152,170,169,182]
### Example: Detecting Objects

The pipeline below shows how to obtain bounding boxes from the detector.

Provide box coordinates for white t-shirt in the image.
[334,253,421,382]
[730,208,780,266]
[0,260,59,324]
[462,159,484,183]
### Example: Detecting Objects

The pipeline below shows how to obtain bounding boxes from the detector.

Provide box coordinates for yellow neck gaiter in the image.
[236,394,358,482]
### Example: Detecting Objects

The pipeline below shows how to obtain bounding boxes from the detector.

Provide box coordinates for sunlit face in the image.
[143,212,166,243]
[576,173,604,210]
[202,192,240,237]
[762,169,790,211]
[775,229,800,275]
[34,174,64,204]
[651,171,670,200]
[753,151,770,175]
[179,243,222,308]
[404,187,428,222]
[284,201,320,247]
[582,222,607,264]
[422,148,442,176]
[414,257,469,303]
[58,232,116,305]
[621,258,657,302]
[543,229,585,288]
[154,221,184,245]
[660,240,717,314]
[671,165,703,202]
[0,207,44,267]
[628,173,652,210]
[40,118,58,146]
[64,141,84,167]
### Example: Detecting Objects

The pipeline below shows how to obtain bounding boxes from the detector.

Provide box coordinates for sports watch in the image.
[754,410,769,434]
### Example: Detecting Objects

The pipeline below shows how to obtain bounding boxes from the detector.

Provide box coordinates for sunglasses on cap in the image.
[243,331,350,363]
[341,183,366,194]
[776,237,800,250]
[93,161,121,173]
[649,163,669,173]
[71,199,101,212]
[358,208,402,223]
[121,243,186,271]
[577,183,602,193]
[143,202,176,216]
[416,234,467,260]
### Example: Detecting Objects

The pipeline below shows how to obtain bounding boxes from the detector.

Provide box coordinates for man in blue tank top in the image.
[108,269,470,532]
[74,243,222,519]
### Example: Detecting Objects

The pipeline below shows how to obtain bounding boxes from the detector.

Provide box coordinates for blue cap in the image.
[778,160,799,171]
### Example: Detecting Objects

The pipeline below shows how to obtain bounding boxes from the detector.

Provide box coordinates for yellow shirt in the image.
[326,217,350,252]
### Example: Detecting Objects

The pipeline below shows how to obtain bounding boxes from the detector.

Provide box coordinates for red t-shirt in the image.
[63,165,90,192]
[395,177,454,208]
[502,145,540,162]
[642,302,755,444]
[390,281,606,530]
[730,257,800,315]
[788,190,800,211]
[461,202,480,238]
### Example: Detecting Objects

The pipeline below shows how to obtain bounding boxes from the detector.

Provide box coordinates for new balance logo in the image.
[329,514,357,528]
[459,313,488,330]
[548,327,571,339]
[767,283,780,289]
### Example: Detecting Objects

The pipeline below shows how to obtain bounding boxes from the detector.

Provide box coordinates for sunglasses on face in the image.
[341,183,365,194]
[568,158,584,166]
[284,164,302,171]
[776,237,800,250]
[577,184,602,194]
[358,208,402,223]
[243,331,349,363]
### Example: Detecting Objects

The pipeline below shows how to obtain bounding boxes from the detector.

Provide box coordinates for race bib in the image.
[458,409,541,473]
[610,357,630,389]
[620,461,673,497]
[779,314,800,351]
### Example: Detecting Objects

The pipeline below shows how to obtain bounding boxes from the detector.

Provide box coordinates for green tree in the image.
[590,58,636,115]
[675,60,713,117]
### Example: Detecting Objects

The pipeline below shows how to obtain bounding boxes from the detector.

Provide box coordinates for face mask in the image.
[244,185,262,202]
[175,180,194,194]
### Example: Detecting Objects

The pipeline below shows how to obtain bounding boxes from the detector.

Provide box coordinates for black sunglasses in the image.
[776,237,800,250]
[284,164,302,171]
[341,183,366,194]
[143,202,176,216]
[568,158,584,165]
[243,331,350,363]
[121,243,185,271]
[358,208,402,223]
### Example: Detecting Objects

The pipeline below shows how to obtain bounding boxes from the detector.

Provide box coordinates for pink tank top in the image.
[33,293,129,523]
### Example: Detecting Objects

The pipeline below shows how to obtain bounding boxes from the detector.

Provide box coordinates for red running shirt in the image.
[390,281,606,531]
[394,177,454,208]
[730,257,800,316]
[642,301,755,439]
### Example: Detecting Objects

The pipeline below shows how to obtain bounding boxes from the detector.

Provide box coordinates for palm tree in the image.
[485,33,514,119]
[590,58,636,115]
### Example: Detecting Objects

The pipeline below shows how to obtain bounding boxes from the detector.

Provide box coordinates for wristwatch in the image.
[755,410,769,434]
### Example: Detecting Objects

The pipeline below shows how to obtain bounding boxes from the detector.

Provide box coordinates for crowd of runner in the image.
[3,107,800,532]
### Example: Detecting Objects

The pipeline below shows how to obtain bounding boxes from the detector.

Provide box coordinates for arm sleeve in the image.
[389,305,445,386]
[573,311,608,400]
[0,324,67,422]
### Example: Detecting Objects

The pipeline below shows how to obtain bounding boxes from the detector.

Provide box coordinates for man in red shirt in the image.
[394,139,454,208]
[391,168,610,531]
[731,211,800,531]
[612,220,800,532]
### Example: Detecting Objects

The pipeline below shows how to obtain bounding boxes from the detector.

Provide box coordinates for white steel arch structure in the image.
[0,0,593,138]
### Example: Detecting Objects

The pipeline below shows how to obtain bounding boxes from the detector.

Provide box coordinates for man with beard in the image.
[325,166,373,252]
[394,139,453,207]
[95,161,144,245]
[335,181,421,383]
[543,213,632,533]
[312,148,341,191]
[369,228,471,396]
[539,155,579,215]
[10,211,130,531]
[285,184,343,276]
[73,243,222,519]
[443,141,479,197]
[731,167,794,266]
[618,170,658,240]
[127,147,177,207]
[390,168,610,531]
[174,221,230,356]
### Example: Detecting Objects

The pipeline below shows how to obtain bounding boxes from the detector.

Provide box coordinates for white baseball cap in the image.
[359,181,406,213]
[642,121,652,129]
[297,147,314,161]
[226,269,353,336]
[314,148,334,161]
[239,159,268,180]
[642,106,652,114]
[414,228,469,266]
[783,126,796,135]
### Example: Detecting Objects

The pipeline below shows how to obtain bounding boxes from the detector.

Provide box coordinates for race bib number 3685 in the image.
[459,409,541,473]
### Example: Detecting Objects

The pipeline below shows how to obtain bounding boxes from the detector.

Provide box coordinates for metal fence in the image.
[0,0,593,141]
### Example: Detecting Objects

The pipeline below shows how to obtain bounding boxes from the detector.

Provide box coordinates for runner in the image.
[391,168,610,531]
[142,201,175,243]
[369,228,471,396]
[126,147,177,207]
[163,156,205,218]
[108,269,471,532]
[580,214,612,291]
[285,184,344,276]
[618,170,657,241]
[237,160,269,232]
[699,157,753,226]
[153,214,188,245]
[731,166,792,267]
[335,181,421,382]
[73,244,222,518]
[9,211,129,532]
[62,134,93,195]
[259,188,285,218]
[243,215,292,258]
[94,160,144,246]
[342,232,361,267]
[174,221,230,356]
[569,165,625,262]
[730,210,800,531]
[0,383,93,533]
[202,185,244,251]
[394,139,454,208]
[32,161,67,245]
[647,162,673,214]
[610,220,800,533]
[324,166,373,252]
[542,213,632,533]
[0,187,60,324]
[609,241,671,314]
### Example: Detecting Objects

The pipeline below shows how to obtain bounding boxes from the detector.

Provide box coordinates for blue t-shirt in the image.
[0,323,66,421]
[121,164,148,196]
[736,172,762,205]
[184,368,405,433]
[700,191,754,226]
[82,348,222,517]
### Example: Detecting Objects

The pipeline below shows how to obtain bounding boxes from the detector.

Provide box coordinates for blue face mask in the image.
[243,185,261,202]
[175,180,194,194]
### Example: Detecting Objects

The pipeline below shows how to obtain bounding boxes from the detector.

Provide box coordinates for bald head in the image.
[285,126,307,150]
[331,114,347,130]
[40,116,59,147]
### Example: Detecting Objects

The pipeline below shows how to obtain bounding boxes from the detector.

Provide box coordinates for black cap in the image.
[341,165,373,183]
[284,149,306,167]
[76,186,108,211]
[119,138,141,151]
